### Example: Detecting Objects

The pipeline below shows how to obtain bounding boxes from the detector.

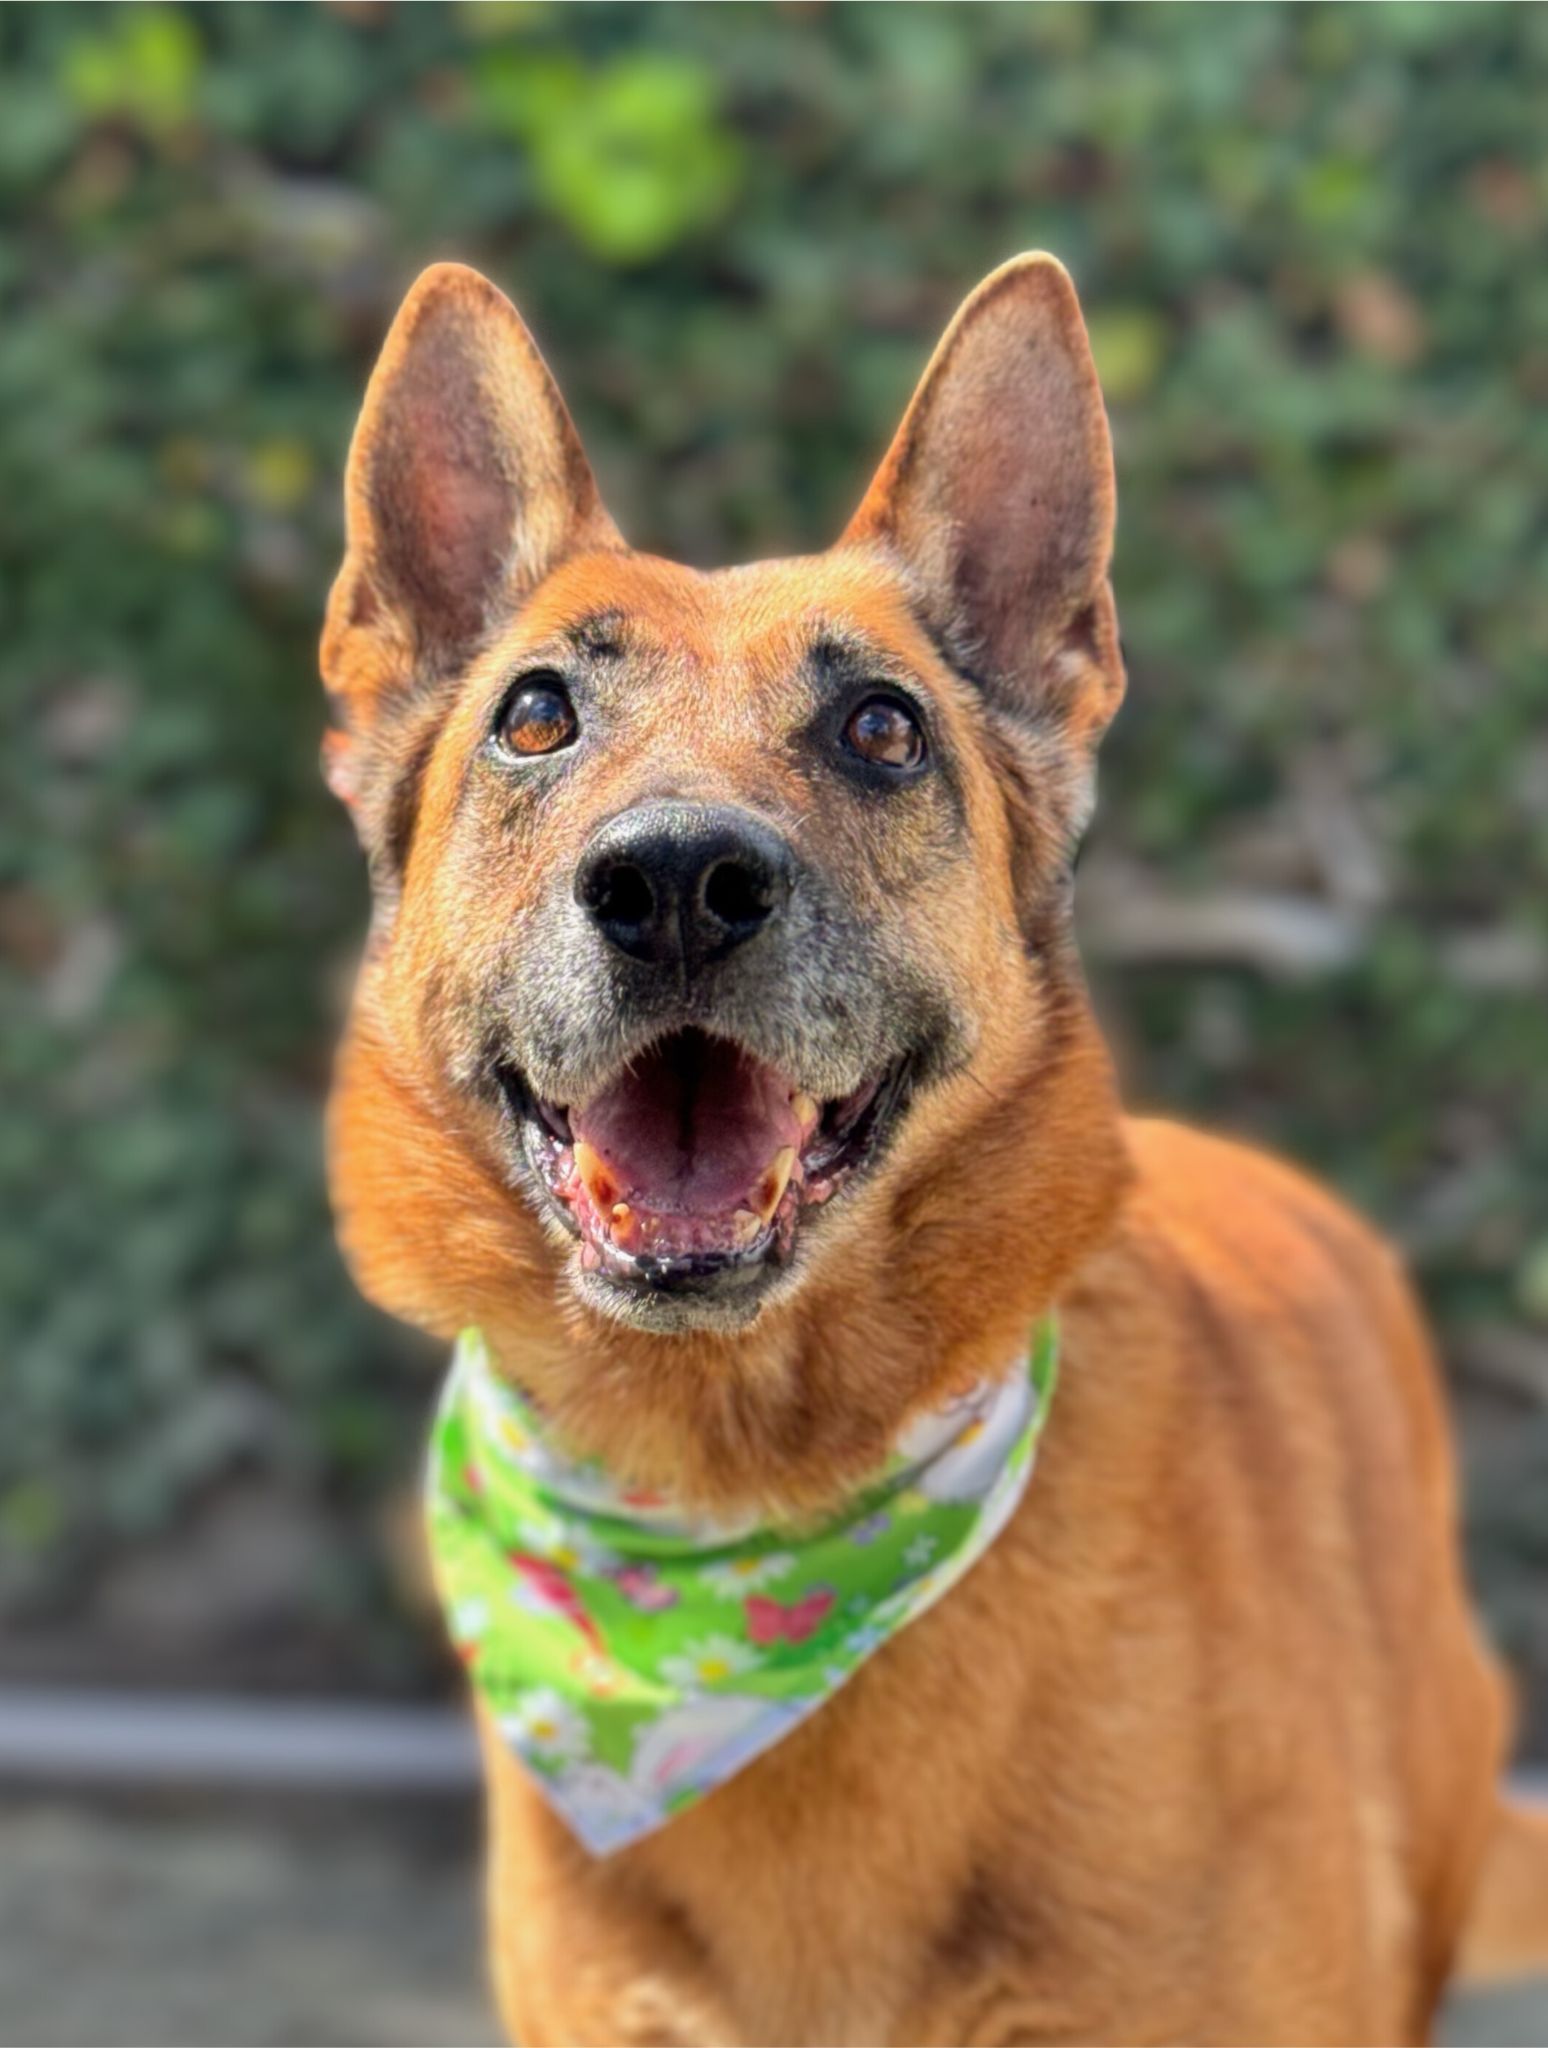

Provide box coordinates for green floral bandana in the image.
[426,1319,1058,1855]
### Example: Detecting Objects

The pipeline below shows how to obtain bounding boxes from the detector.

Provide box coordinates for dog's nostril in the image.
[592,863,654,929]
[703,858,773,930]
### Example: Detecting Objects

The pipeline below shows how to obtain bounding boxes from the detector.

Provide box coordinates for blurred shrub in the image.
[2,3,1545,1712]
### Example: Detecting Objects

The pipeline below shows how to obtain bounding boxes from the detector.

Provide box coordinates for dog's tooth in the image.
[572,1142,618,1210]
[730,1207,762,1248]
[754,1147,796,1224]
[610,1201,641,1251]
[792,1091,818,1130]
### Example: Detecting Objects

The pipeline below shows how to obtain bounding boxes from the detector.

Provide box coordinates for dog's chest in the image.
[625,1544,1078,2042]
[490,1461,1410,2046]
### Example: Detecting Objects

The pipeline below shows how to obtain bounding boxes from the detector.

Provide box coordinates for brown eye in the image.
[497,675,578,757]
[843,694,926,772]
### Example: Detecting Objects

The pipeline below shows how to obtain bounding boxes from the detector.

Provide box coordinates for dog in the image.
[319,255,1548,2044]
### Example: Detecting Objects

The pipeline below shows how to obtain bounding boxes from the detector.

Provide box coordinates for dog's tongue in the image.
[571,1033,805,1222]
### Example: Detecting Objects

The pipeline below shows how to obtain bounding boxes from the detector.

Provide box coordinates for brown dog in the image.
[320,255,1547,2044]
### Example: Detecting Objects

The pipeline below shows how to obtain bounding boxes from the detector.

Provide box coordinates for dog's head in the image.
[322,257,1128,1484]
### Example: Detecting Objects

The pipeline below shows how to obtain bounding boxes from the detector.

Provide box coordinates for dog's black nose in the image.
[575,802,793,972]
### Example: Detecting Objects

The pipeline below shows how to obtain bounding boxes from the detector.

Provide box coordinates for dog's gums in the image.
[503,1030,908,1297]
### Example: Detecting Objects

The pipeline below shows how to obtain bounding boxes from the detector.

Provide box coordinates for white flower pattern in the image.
[701,1551,797,1597]
[500,1687,589,1764]
[658,1633,758,1690]
[514,1512,620,1575]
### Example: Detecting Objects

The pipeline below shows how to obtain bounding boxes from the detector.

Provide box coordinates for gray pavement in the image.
[0,1795,1541,2046]
[0,1798,498,2047]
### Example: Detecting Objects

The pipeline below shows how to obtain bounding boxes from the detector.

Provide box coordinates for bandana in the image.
[426,1318,1058,1855]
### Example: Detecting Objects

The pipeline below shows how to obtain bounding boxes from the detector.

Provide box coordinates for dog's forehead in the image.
[502,549,939,685]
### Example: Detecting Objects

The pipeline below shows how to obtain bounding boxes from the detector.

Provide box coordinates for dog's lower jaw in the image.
[569,1259,792,1336]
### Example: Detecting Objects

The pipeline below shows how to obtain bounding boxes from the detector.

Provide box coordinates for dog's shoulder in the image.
[1059,1113,1461,1536]
[1107,1112,1414,1342]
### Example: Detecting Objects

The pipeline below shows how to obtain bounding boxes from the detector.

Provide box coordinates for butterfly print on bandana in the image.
[744,1587,837,1647]
[611,1564,679,1613]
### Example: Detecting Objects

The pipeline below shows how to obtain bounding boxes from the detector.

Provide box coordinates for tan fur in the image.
[322,257,1545,2042]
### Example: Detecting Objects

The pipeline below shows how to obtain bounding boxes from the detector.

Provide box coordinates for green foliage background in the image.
[3,3,1546,1723]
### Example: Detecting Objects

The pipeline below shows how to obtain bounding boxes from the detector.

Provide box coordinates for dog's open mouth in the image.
[505,1030,907,1295]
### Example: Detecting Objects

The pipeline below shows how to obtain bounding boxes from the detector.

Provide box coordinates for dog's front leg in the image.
[482,1730,739,2048]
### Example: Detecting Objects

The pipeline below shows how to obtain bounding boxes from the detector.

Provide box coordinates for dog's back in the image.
[1059,1119,1509,2040]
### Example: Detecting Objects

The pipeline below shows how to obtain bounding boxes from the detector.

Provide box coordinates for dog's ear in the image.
[321,263,619,804]
[842,255,1123,757]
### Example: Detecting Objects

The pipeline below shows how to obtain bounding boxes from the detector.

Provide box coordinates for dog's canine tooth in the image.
[792,1091,819,1130]
[572,1142,618,1211]
[730,1208,762,1248]
[754,1147,797,1224]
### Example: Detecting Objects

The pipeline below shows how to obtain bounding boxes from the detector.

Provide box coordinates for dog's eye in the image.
[497,674,578,757]
[843,695,926,773]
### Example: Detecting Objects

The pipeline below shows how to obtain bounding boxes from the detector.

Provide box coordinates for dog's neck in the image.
[329,965,1130,1519]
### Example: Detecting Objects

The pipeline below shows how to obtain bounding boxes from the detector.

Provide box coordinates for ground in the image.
[0,1795,498,2048]
[0,1793,1543,2047]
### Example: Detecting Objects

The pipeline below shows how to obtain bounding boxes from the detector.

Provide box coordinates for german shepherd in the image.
[320,256,1547,2044]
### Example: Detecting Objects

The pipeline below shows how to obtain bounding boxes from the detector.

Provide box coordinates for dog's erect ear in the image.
[842,254,1123,754]
[321,263,619,798]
